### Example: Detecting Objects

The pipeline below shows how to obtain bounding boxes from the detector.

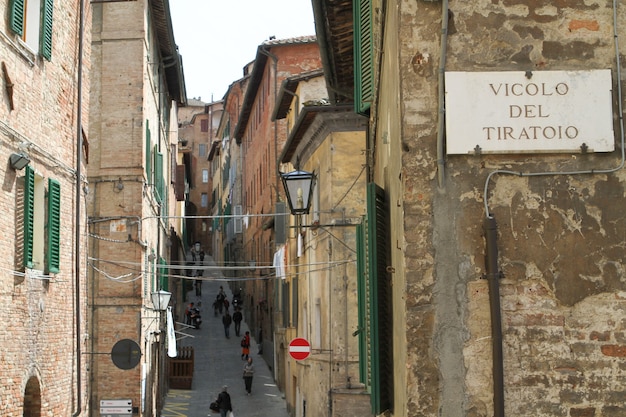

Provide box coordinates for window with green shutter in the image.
[46,178,61,273]
[356,182,393,414]
[22,167,62,273]
[354,0,374,115]
[9,0,54,60]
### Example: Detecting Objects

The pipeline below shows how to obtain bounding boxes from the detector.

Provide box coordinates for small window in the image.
[9,0,54,60]
[201,119,209,132]
[199,143,207,157]
[201,193,208,208]
[202,169,209,183]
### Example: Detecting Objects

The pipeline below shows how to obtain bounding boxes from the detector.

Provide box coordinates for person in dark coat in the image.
[222,311,232,338]
[232,308,243,337]
[215,385,232,417]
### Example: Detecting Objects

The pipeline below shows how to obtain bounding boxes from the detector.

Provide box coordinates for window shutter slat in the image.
[41,0,54,60]
[9,0,25,36]
[47,178,61,273]
[23,166,35,268]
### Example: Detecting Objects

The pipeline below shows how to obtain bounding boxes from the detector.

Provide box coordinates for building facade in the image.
[231,36,322,375]
[88,1,185,416]
[178,98,223,254]
[276,70,372,416]
[0,0,91,415]
[212,73,248,281]
[318,0,626,416]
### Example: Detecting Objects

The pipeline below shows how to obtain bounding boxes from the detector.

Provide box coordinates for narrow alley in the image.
[161,255,288,417]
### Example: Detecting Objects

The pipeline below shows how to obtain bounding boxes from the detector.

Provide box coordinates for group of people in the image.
[186,249,258,416]
[211,288,256,416]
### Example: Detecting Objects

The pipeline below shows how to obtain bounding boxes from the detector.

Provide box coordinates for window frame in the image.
[9,0,54,60]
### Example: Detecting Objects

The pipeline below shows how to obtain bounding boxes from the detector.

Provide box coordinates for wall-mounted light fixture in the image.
[280,164,316,215]
[9,152,30,170]
[151,290,172,312]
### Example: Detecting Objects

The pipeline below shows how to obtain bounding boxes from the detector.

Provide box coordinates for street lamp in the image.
[151,290,172,312]
[280,166,316,215]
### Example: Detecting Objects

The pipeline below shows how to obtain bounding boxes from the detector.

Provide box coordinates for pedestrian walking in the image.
[243,357,255,395]
[215,385,232,417]
[194,279,202,296]
[240,331,250,360]
[233,308,243,337]
[184,302,194,325]
[222,311,232,338]
[216,286,226,314]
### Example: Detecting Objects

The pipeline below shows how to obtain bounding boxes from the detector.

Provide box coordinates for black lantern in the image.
[9,152,30,170]
[280,167,316,215]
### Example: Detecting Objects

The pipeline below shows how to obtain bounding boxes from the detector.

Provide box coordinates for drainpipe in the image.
[72,0,85,415]
[436,0,449,188]
[484,216,504,417]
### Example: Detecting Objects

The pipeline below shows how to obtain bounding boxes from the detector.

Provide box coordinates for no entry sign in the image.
[288,337,311,360]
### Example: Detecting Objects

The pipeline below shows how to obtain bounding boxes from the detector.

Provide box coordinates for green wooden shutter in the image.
[154,149,163,203]
[366,182,393,414]
[356,221,371,384]
[145,121,152,182]
[158,257,168,291]
[9,0,25,36]
[46,178,61,273]
[354,0,374,115]
[23,165,35,269]
[41,0,54,60]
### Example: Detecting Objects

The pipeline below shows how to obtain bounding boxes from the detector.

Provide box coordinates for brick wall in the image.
[0,0,91,415]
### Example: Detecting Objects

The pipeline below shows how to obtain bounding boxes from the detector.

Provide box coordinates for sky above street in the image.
[169,0,316,103]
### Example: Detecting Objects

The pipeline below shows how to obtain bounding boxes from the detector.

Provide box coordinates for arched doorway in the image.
[23,376,41,417]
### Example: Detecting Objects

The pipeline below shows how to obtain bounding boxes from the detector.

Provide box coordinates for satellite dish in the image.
[111,339,142,370]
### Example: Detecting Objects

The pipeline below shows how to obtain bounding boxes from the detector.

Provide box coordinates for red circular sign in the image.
[288,337,311,360]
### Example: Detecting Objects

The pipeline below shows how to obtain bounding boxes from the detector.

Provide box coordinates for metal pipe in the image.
[436,0,449,188]
[72,0,85,414]
[484,216,504,417]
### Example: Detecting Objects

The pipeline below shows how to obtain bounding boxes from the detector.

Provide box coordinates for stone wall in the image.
[377,1,626,416]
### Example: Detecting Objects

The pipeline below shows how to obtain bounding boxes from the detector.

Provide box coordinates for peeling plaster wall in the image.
[376,1,626,416]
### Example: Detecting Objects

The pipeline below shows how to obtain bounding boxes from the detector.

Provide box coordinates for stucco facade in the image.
[371,1,626,416]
